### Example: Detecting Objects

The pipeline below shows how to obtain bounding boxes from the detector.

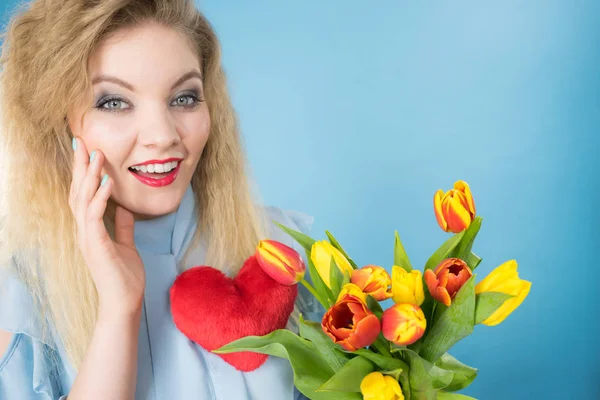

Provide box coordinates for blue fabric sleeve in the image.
[0,263,65,399]
[294,385,310,400]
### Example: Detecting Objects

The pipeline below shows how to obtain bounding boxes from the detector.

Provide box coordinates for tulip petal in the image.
[453,190,473,218]
[383,375,404,398]
[348,313,381,350]
[444,195,472,233]
[475,260,518,294]
[337,283,368,303]
[433,286,452,306]
[454,180,476,215]
[414,274,425,305]
[445,267,473,297]
[259,240,303,272]
[424,269,438,295]
[391,267,424,306]
[434,189,448,231]
[482,280,531,326]
[311,241,355,288]
[311,242,333,287]
[382,304,426,345]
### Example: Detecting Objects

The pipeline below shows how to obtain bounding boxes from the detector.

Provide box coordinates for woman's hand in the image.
[69,137,145,316]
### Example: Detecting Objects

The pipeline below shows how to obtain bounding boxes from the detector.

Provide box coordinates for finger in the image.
[86,173,113,245]
[69,137,90,205]
[114,204,135,248]
[75,149,104,226]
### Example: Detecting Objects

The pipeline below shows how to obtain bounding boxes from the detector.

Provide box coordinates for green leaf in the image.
[366,295,384,319]
[465,252,482,270]
[214,329,347,399]
[437,392,477,400]
[317,356,375,392]
[419,276,476,362]
[434,353,478,392]
[394,231,413,271]
[306,255,335,307]
[424,232,465,272]
[451,217,482,262]
[274,221,316,252]
[329,256,344,301]
[390,344,407,353]
[298,315,349,372]
[402,349,454,399]
[325,230,360,270]
[347,349,409,372]
[474,292,514,325]
[341,269,351,288]
[381,368,405,381]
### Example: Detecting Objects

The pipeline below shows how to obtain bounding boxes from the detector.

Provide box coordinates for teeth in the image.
[131,161,179,173]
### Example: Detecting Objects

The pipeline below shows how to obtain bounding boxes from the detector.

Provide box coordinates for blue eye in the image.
[97,97,131,112]
[171,94,201,108]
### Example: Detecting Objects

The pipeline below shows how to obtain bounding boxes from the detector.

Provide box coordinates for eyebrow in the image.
[91,70,203,92]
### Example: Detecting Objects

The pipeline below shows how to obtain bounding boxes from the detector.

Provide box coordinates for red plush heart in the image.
[169,255,298,372]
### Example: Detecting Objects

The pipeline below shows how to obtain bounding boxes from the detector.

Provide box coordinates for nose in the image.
[137,107,180,149]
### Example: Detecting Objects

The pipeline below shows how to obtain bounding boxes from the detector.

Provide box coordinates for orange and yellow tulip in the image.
[391,266,424,306]
[475,260,531,326]
[351,265,393,301]
[424,258,472,306]
[321,294,381,351]
[434,180,476,233]
[381,303,427,346]
[360,372,405,400]
[255,240,306,285]
[310,241,354,288]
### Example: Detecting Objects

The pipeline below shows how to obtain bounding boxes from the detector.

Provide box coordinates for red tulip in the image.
[321,294,381,351]
[255,240,305,285]
[424,258,472,306]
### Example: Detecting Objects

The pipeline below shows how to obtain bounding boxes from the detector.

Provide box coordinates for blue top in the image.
[0,184,317,399]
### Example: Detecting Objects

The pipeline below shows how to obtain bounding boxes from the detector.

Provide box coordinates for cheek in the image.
[80,117,136,170]
[180,108,210,157]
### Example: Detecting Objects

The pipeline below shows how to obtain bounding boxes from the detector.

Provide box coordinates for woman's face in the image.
[67,22,210,220]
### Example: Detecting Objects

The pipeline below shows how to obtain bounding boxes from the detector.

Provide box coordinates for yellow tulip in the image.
[310,241,354,288]
[337,283,367,304]
[391,266,424,306]
[434,180,476,233]
[360,372,405,400]
[475,260,531,326]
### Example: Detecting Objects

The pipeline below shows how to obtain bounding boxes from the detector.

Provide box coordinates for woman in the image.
[0,0,316,398]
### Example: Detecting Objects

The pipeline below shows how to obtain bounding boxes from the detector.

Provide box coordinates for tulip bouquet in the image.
[215,181,531,400]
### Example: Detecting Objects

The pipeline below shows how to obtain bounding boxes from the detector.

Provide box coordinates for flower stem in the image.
[371,335,393,358]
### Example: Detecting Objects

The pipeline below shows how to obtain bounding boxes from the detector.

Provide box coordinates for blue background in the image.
[3,0,599,398]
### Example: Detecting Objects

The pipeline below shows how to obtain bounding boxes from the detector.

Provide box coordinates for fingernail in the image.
[72,138,77,151]
[101,174,109,186]
[90,151,96,162]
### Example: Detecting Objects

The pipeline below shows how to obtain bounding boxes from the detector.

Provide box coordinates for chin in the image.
[116,185,187,219]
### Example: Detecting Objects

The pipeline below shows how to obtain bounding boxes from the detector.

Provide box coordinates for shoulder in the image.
[0,260,65,397]
[0,260,48,344]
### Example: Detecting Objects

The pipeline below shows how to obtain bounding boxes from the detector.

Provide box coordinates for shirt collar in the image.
[133,184,198,257]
